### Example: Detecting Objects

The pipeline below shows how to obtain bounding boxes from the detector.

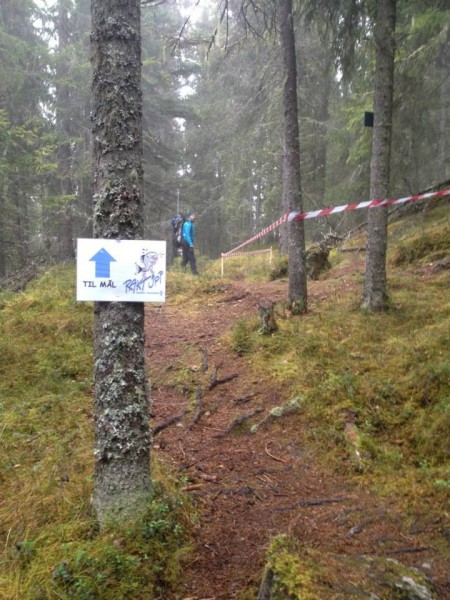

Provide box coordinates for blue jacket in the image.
[182,219,195,247]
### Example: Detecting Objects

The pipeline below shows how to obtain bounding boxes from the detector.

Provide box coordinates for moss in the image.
[43,485,193,599]
[247,213,450,510]
[229,317,259,356]
[1,207,449,597]
[389,221,450,266]
[260,535,439,599]
[0,266,195,600]
[269,256,289,281]
[265,535,321,599]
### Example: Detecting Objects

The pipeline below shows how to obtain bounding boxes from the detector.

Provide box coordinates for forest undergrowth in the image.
[0,205,449,599]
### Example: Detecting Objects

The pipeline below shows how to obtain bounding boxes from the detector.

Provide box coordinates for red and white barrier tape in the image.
[222,189,450,257]
[288,189,450,222]
[222,214,288,256]
[222,248,272,259]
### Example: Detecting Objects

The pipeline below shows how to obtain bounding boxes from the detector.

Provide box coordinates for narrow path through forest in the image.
[144,262,449,599]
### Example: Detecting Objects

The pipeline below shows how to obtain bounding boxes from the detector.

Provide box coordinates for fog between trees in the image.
[1,0,448,275]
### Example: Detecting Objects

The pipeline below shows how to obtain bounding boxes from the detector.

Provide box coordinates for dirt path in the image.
[145,265,449,599]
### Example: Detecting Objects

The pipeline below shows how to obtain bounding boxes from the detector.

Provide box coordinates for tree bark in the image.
[279,0,307,313]
[361,0,396,311]
[91,0,151,525]
[315,51,332,208]
[56,0,75,262]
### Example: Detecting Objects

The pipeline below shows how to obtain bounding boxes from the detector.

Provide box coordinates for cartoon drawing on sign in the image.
[135,250,159,278]
[123,249,165,295]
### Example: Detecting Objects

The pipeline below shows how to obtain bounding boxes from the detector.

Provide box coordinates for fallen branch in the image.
[0,258,48,293]
[208,371,239,390]
[361,546,433,557]
[233,393,256,405]
[181,483,207,492]
[432,256,450,271]
[266,504,297,512]
[197,472,219,483]
[298,497,348,507]
[216,408,264,436]
[381,546,433,555]
[218,292,249,303]
[339,246,366,253]
[152,412,186,436]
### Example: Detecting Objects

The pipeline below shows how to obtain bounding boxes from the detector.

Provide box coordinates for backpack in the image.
[171,213,185,248]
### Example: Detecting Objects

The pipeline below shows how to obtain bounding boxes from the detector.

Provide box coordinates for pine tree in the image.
[0,0,49,276]
[361,0,396,311]
[279,0,307,312]
[91,0,151,525]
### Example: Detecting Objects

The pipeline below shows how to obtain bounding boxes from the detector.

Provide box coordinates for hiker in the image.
[181,210,199,275]
[171,214,184,257]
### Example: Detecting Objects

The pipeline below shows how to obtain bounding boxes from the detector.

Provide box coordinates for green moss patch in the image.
[260,534,438,599]
[0,266,195,599]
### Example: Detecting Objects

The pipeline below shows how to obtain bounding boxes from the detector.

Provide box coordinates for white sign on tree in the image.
[76,238,166,302]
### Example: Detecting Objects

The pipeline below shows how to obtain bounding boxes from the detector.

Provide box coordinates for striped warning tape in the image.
[223,248,272,259]
[220,247,273,276]
[222,189,450,257]
[288,189,450,222]
[222,214,288,257]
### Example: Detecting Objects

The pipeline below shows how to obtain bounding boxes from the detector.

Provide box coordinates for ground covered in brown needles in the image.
[145,258,449,600]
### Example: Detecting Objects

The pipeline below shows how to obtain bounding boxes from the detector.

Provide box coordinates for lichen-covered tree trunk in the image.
[91,0,151,525]
[279,0,307,313]
[361,0,396,311]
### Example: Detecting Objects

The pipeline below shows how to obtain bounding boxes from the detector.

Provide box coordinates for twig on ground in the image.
[265,442,287,463]
[179,441,186,459]
[298,497,348,507]
[182,483,207,492]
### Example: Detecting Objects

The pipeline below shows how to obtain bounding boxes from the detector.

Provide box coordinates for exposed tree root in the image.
[152,412,186,436]
[187,385,204,430]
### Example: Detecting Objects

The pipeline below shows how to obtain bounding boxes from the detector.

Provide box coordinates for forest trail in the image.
[144,258,448,599]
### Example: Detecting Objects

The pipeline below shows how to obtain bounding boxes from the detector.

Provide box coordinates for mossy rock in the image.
[258,535,438,599]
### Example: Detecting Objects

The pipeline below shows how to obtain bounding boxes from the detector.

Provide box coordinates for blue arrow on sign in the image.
[89,248,117,278]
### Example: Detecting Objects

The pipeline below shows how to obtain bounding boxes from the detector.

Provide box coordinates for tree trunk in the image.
[56,0,75,262]
[361,0,396,311]
[91,0,151,526]
[279,0,307,312]
[315,52,332,207]
[437,35,449,186]
[0,192,4,277]
[258,300,278,335]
